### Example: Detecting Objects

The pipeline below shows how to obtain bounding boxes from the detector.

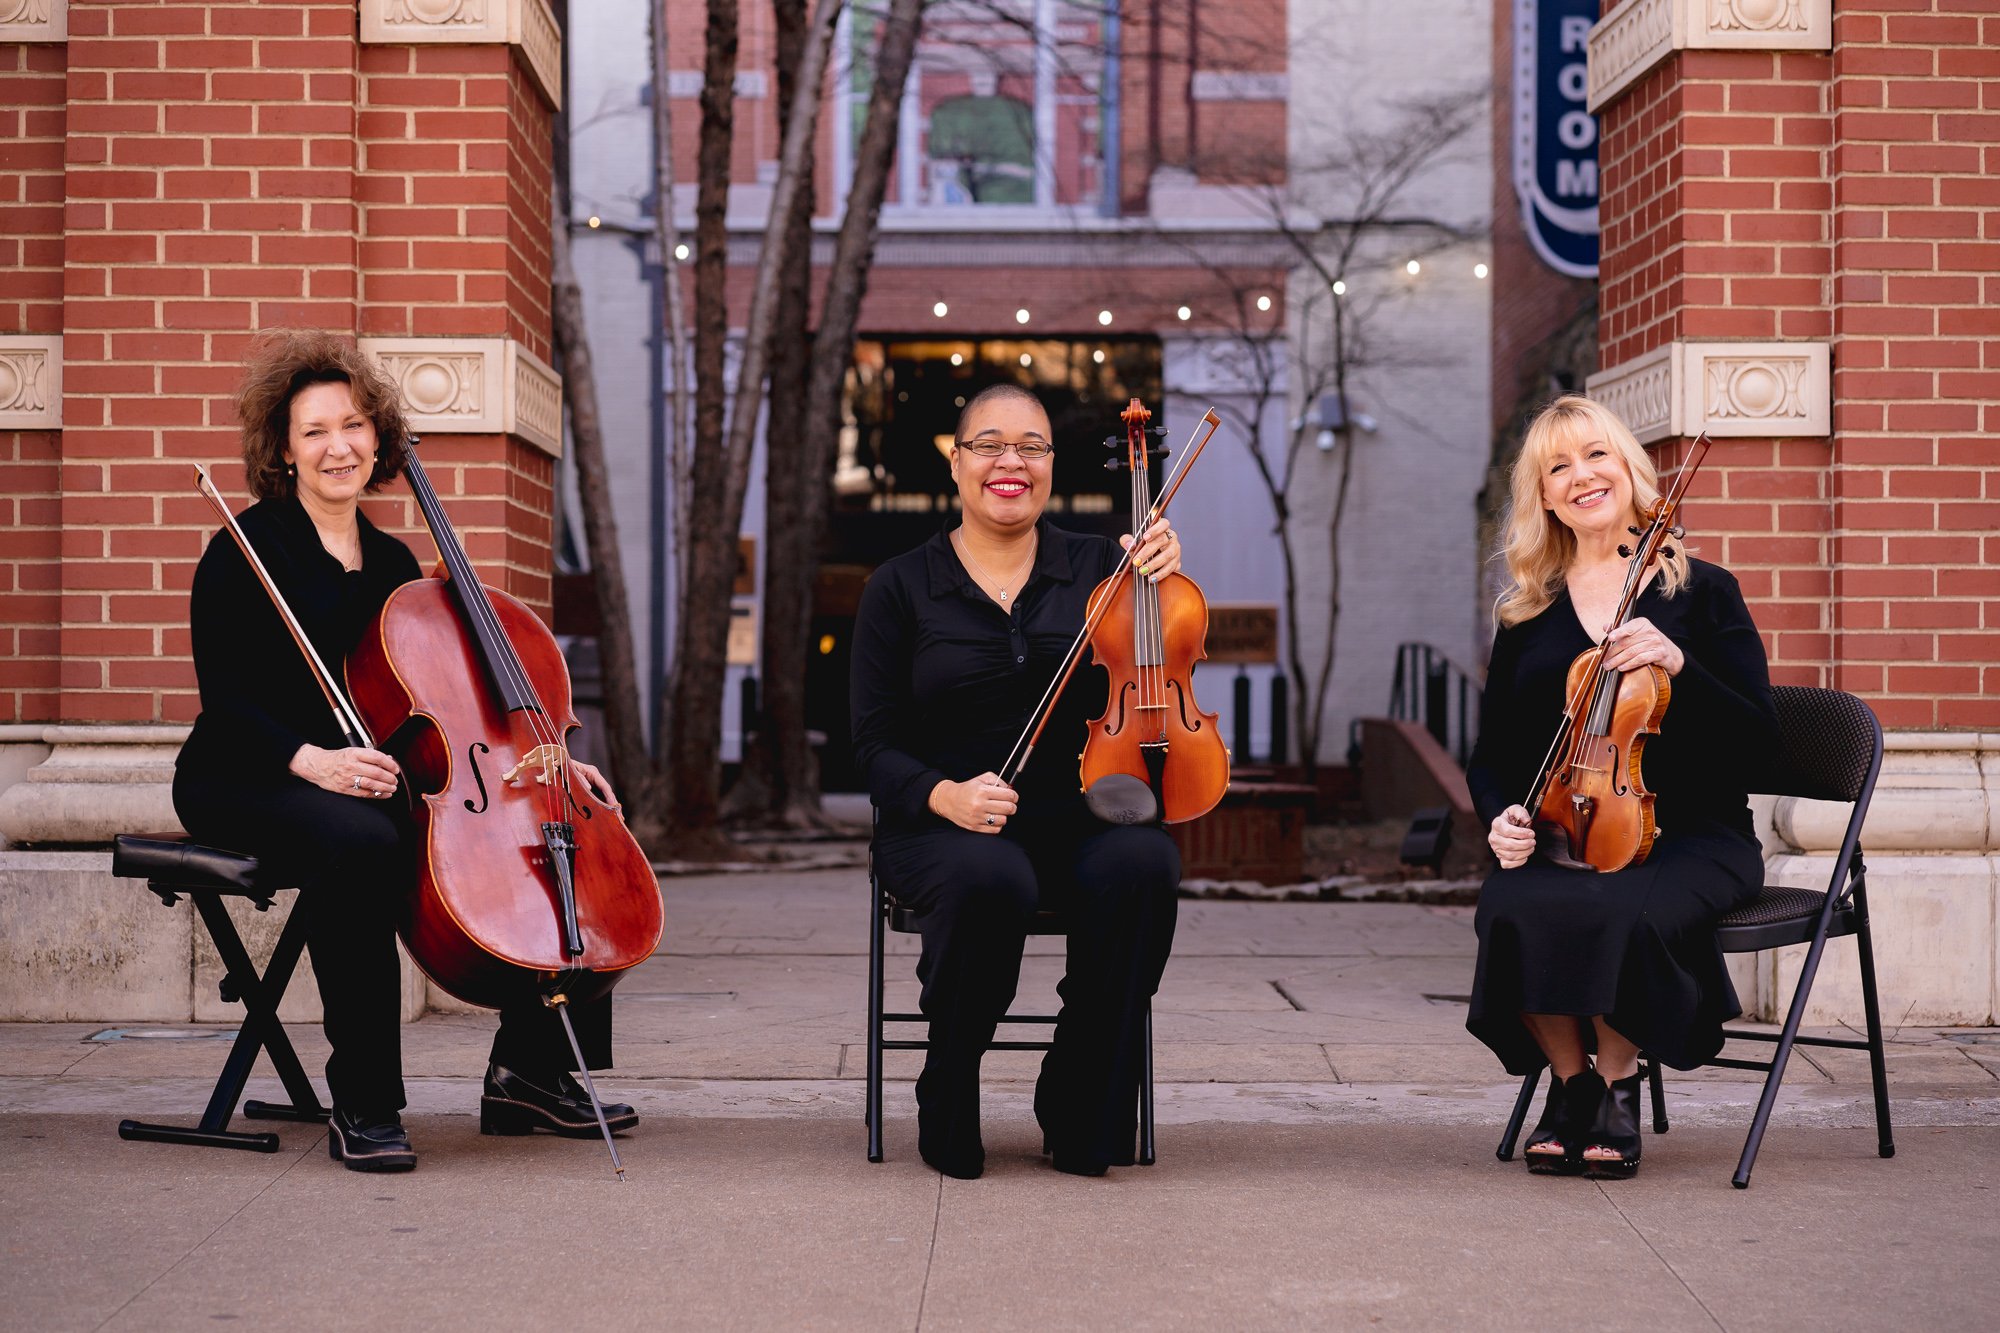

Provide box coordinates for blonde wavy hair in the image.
[1492,394,1689,627]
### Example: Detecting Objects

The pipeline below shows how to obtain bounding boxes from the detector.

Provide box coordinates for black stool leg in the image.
[866,873,886,1164]
[118,892,327,1153]
[1138,1001,1156,1167]
[1496,1065,1543,1162]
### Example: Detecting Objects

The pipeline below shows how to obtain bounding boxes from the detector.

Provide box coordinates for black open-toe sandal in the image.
[1525,1072,1597,1176]
[1582,1071,1642,1179]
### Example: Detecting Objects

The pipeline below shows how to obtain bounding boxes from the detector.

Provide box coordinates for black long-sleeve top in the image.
[1465,558,1779,841]
[177,497,422,784]
[849,518,1124,832]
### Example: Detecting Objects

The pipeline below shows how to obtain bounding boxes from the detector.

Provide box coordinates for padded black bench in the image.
[110,832,330,1152]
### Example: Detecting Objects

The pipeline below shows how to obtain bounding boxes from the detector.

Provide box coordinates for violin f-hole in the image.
[464,741,492,813]
[1102,681,1134,736]
[1168,678,1204,733]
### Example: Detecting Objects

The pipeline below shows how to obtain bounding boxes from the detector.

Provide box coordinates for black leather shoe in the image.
[1524,1073,1589,1176]
[481,1064,639,1138]
[1036,1072,1130,1174]
[916,1063,984,1180]
[1582,1072,1642,1179]
[328,1108,416,1173]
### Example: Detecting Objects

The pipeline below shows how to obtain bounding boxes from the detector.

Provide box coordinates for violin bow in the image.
[1518,431,1714,817]
[998,407,1223,786]
[193,463,376,750]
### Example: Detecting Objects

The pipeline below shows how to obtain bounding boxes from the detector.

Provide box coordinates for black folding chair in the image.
[109,832,330,1151]
[1497,685,1892,1188]
[862,833,1157,1165]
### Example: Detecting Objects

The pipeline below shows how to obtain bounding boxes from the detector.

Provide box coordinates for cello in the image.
[1518,432,1714,872]
[1000,398,1230,825]
[196,441,663,1179]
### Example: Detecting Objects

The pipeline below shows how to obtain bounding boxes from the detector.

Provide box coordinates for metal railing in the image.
[1386,642,1482,770]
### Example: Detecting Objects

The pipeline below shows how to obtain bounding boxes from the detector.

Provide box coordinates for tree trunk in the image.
[665,0,843,855]
[727,0,821,826]
[651,0,695,769]
[762,0,925,828]
[551,218,668,851]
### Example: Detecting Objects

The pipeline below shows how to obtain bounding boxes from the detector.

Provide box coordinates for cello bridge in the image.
[502,743,566,787]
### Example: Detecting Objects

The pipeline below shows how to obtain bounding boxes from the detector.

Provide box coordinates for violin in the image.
[195,443,663,1179]
[1000,398,1230,826]
[1521,433,1714,872]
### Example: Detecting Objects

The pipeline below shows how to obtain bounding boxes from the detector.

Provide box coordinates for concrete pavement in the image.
[4,866,1999,1330]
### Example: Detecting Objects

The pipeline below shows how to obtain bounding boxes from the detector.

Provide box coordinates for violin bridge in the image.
[502,743,566,787]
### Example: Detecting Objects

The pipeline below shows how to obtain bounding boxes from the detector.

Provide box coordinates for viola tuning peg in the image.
[1627,525,1642,536]
[1149,426,1169,437]
[1669,524,1685,539]
[1661,545,1678,559]
[1103,458,1122,472]
[1617,544,1633,559]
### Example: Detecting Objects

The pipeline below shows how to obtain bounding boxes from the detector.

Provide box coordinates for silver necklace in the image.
[953,530,1037,604]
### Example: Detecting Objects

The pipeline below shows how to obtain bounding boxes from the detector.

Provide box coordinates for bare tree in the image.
[663,0,846,855]
[739,0,927,830]
[651,0,695,775]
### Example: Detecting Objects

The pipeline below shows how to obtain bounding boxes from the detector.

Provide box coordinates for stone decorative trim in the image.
[358,336,564,458]
[1588,0,1830,112]
[0,725,188,847]
[1190,71,1290,102]
[359,0,562,109]
[0,0,65,42]
[0,334,60,429]
[1586,339,1830,442]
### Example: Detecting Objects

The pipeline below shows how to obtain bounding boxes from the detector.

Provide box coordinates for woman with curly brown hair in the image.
[174,330,629,1172]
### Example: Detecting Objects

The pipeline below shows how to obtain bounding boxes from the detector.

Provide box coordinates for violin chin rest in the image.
[1085,774,1159,826]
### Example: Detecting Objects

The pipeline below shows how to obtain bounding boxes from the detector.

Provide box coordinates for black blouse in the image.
[1465,558,1780,841]
[177,497,422,783]
[849,518,1125,831]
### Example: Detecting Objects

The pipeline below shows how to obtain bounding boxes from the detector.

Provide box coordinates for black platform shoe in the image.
[1581,1071,1642,1179]
[1035,1073,1127,1176]
[1523,1073,1581,1176]
[328,1108,416,1173]
[480,1064,639,1138]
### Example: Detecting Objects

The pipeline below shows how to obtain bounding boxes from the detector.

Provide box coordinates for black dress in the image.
[1464,558,1779,1075]
[173,497,609,1118]
[850,518,1181,1163]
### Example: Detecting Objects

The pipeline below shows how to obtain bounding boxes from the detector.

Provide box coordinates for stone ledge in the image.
[1586,339,1831,443]
[0,334,61,429]
[0,0,66,43]
[1589,0,1832,112]
[358,336,563,458]
[358,0,562,110]
[0,725,188,848]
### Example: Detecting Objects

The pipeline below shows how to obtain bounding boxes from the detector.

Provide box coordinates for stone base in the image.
[0,850,426,1024]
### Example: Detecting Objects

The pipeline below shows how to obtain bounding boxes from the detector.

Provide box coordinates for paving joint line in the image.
[913,1174,943,1333]
[1595,1178,1727,1331]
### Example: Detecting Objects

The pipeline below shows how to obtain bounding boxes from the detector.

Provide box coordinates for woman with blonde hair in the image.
[1463,394,1778,1178]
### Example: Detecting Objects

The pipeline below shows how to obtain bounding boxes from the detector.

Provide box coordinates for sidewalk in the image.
[4,867,1998,1330]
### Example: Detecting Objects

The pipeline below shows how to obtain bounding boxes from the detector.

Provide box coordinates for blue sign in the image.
[1513,0,1599,278]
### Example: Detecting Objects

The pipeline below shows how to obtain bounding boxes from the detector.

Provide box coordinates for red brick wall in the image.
[1826,1,2000,729]
[0,41,66,723]
[23,0,561,728]
[1594,2,2000,729]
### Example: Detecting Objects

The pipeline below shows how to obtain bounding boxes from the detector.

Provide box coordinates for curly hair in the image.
[235,329,410,501]
[1492,394,1689,628]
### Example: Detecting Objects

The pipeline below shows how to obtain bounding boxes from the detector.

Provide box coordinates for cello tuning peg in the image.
[1102,436,1121,449]
[1149,426,1169,437]
[1103,458,1123,472]
[1617,544,1633,559]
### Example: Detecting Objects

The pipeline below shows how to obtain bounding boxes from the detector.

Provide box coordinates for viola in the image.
[1521,433,1714,872]
[1000,398,1230,826]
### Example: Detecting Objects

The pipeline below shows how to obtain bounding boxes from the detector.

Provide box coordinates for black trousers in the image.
[873,810,1180,1158]
[174,772,612,1118]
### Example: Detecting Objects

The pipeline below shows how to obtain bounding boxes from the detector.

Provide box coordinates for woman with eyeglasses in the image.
[849,383,1184,1180]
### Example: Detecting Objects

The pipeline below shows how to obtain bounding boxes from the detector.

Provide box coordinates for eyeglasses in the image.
[955,438,1054,459]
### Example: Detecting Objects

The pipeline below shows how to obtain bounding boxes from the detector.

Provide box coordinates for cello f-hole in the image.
[464,741,492,814]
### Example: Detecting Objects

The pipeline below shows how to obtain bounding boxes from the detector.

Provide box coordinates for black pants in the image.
[174,772,612,1118]
[873,812,1180,1159]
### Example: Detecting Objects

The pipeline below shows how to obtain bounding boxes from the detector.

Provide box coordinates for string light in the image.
[933,301,948,317]
[1018,352,1032,367]
[674,242,689,260]
[949,352,964,366]
[1332,280,1347,296]
[1474,263,1490,280]
[1015,307,1030,324]
[1405,259,1421,275]
[586,216,601,229]
[1092,349,1106,364]
[1176,305,1191,321]
[1256,295,1272,311]
[1098,309,1113,326]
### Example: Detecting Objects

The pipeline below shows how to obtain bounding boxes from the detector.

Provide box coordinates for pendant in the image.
[998,589,1009,601]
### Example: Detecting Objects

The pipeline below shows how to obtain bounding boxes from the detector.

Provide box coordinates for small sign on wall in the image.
[727,601,757,667]
[1206,604,1280,665]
